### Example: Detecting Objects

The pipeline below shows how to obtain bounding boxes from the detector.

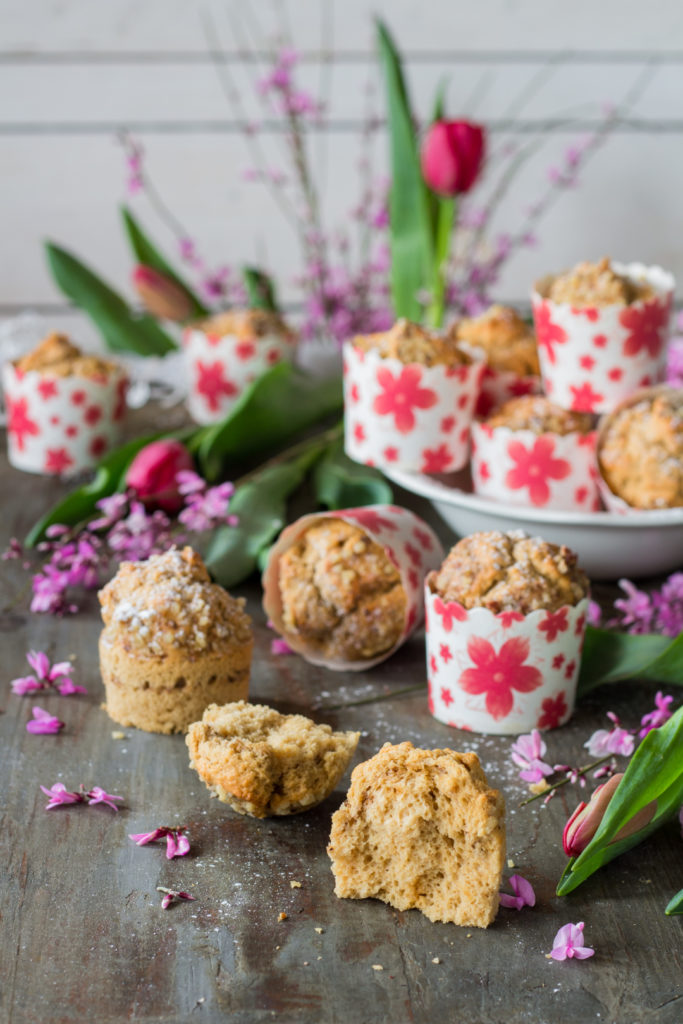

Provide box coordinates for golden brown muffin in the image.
[278,518,407,662]
[484,395,594,436]
[328,742,506,928]
[598,388,683,508]
[186,701,360,817]
[454,305,540,376]
[197,308,296,342]
[353,318,471,368]
[98,546,253,734]
[15,332,119,379]
[428,530,589,615]
[546,257,652,306]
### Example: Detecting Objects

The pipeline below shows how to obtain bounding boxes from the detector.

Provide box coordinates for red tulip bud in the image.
[420,119,486,196]
[125,439,194,512]
[132,265,193,323]
[562,773,657,857]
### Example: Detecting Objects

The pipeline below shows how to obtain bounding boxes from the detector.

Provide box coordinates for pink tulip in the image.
[563,773,657,856]
[132,265,193,322]
[421,120,486,196]
[125,440,194,512]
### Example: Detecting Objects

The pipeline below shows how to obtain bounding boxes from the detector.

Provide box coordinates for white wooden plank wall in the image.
[2,0,683,337]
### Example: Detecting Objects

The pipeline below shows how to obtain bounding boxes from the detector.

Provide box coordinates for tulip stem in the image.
[519,755,615,807]
[426,197,456,329]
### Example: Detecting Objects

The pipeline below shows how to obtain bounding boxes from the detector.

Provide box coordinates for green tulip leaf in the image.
[313,439,393,509]
[665,889,683,915]
[45,242,178,357]
[121,206,208,319]
[577,627,683,696]
[241,266,279,312]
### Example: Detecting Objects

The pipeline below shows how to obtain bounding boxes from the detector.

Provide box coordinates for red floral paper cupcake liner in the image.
[2,361,127,476]
[470,421,600,512]
[343,342,485,474]
[531,262,674,415]
[263,504,445,671]
[184,325,296,424]
[474,366,542,419]
[425,580,589,734]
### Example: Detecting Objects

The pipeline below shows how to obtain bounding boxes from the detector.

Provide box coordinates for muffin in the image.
[344,319,485,473]
[425,531,590,733]
[328,742,506,927]
[184,308,297,424]
[471,396,599,511]
[262,506,444,671]
[186,700,360,817]
[598,386,683,509]
[532,259,674,414]
[454,306,540,376]
[98,546,253,734]
[3,332,127,475]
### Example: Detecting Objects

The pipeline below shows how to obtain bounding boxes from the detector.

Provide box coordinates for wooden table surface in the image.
[1,424,681,1024]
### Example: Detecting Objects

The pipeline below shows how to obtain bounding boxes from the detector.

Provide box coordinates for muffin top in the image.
[353,318,471,368]
[99,546,252,656]
[197,308,295,342]
[599,388,683,509]
[278,517,406,661]
[454,305,540,376]
[15,332,120,379]
[546,257,652,307]
[429,530,589,614]
[484,395,594,436]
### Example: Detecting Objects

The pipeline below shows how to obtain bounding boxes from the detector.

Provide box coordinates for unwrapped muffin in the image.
[187,701,360,817]
[598,386,683,509]
[328,742,506,927]
[426,531,590,733]
[98,546,253,734]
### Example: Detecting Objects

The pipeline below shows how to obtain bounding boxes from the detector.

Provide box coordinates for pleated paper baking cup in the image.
[475,366,542,419]
[2,361,128,476]
[470,421,600,512]
[531,262,674,414]
[425,582,589,735]
[343,342,485,474]
[184,325,296,424]
[263,505,445,671]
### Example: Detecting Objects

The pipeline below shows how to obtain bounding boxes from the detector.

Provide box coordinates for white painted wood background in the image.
[2,0,683,339]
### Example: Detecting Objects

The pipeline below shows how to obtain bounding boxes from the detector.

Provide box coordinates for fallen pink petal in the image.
[271,637,293,656]
[11,651,80,696]
[129,825,189,858]
[26,706,64,735]
[639,692,674,737]
[40,783,83,810]
[86,786,124,811]
[129,828,168,846]
[511,730,554,784]
[11,675,44,695]
[55,679,88,696]
[157,886,197,909]
[585,713,635,758]
[499,874,536,910]
[549,921,595,961]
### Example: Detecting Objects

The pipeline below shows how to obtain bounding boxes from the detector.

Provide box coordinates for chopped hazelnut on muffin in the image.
[353,318,471,367]
[547,257,653,307]
[483,395,594,435]
[454,305,540,377]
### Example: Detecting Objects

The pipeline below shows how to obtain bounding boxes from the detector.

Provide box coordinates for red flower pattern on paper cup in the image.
[343,342,485,473]
[263,504,444,671]
[425,581,589,734]
[2,361,127,476]
[470,421,600,512]
[474,366,542,419]
[184,323,295,424]
[531,263,674,414]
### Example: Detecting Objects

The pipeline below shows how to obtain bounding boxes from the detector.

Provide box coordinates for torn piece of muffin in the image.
[277,518,407,662]
[98,546,253,734]
[454,305,540,376]
[547,257,653,307]
[353,318,471,367]
[328,741,506,927]
[186,701,360,817]
[429,530,589,615]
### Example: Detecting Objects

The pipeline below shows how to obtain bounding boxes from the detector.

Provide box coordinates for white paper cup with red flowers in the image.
[343,328,485,474]
[2,334,127,477]
[532,261,674,414]
[184,309,297,424]
[475,366,542,419]
[263,504,444,672]
[425,532,590,735]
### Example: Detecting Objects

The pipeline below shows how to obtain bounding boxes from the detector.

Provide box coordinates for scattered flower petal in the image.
[511,730,554,783]
[585,713,635,758]
[499,874,536,910]
[271,637,293,655]
[639,692,674,737]
[87,786,124,811]
[129,826,189,858]
[549,921,595,960]
[26,706,64,735]
[157,886,197,909]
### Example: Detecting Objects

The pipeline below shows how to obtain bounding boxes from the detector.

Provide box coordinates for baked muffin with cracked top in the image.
[484,395,594,435]
[598,387,683,509]
[428,530,589,615]
[277,518,407,662]
[98,546,253,734]
[187,701,360,818]
[15,331,121,380]
[454,305,540,377]
[353,317,472,368]
[547,257,653,307]
[197,308,297,344]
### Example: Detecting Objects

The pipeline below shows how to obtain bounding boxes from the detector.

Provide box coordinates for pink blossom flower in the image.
[10,650,82,696]
[26,706,64,735]
[511,730,554,783]
[158,887,197,909]
[639,692,674,737]
[177,472,237,533]
[499,874,536,910]
[549,921,595,961]
[40,783,83,809]
[87,786,124,811]
[587,601,602,627]
[584,712,635,758]
[129,826,190,858]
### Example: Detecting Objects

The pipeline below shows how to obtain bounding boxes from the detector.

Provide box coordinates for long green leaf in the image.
[46,242,177,357]
[121,206,208,319]
[577,627,683,696]
[557,706,683,896]
[376,19,433,321]
[313,439,393,509]
[665,889,683,915]
[241,266,279,312]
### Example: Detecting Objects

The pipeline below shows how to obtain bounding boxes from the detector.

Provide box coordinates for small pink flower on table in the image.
[499,874,536,910]
[129,826,190,859]
[549,921,595,961]
[639,692,674,737]
[26,706,64,734]
[510,730,553,784]
[87,786,124,811]
[157,886,197,909]
[584,712,635,758]
[41,783,82,809]
[10,650,84,697]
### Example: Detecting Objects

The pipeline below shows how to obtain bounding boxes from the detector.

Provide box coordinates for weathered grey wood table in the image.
[1,428,681,1024]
